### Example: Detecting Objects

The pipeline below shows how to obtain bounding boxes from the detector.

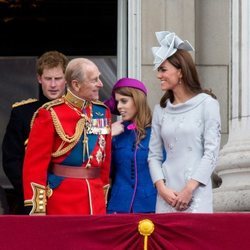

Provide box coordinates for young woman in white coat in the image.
[148,31,221,213]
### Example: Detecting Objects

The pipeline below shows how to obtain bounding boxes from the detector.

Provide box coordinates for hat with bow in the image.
[152,31,194,70]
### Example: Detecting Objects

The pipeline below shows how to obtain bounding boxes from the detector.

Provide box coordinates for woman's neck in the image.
[172,88,196,105]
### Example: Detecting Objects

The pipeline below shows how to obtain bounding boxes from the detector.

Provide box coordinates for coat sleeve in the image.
[148,105,166,184]
[191,97,221,185]
[2,108,25,192]
[101,108,112,189]
[23,108,55,214]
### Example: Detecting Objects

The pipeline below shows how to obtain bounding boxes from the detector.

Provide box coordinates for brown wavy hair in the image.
[36,50,68,76]
[159,49,217,108]
[114,87,152,144]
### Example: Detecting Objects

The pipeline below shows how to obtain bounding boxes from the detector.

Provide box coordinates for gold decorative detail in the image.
[42,98,65,110]
[64,89,90,109]
[46,185,53,198]
[82,129,89,162]
[12,98,37,108]
[29,98,65,129]
[98,135,106,150]
[24,182,47,215]
[50,108,83,143]
[86,163,91,168]
[103,184,110,206]
[30,105,86,158]
[138,219,155,250]
[91,99,107,107]
[50,109,86,157]
[30,108,40,129]
[27,96,88,158]
[95,149,103,164]
[24,138,28,148]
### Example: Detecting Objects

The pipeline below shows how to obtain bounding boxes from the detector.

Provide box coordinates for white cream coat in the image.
[148,93,221,213]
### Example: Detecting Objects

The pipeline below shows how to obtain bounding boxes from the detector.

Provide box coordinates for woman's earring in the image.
[178,79,182,84]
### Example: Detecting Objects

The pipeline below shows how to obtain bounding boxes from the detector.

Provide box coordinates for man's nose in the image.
[50,79,57,87]
[97,79,103,87]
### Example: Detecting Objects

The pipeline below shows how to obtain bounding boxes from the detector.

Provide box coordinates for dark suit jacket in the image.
[2,94,49,214]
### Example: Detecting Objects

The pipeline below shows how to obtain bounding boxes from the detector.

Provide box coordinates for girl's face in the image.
[115,93,137,121]
[156,60,182,91]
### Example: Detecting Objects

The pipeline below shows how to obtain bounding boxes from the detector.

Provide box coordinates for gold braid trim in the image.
[30,108,40,129]
[30,98,65,129]
[27,97,86,158]
[50,108,86,157]
[24,108,43,148]
[12,98,37,108]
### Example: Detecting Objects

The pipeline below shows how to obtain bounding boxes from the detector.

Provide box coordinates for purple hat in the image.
[104,77,147,115]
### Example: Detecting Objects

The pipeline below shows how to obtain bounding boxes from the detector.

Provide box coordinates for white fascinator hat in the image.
[152,31,194,70]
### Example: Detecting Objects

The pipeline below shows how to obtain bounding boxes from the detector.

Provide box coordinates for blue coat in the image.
[107,123,156,213]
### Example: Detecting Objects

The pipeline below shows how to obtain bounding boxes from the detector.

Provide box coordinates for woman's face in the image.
[115,93,137,121]
[156,60,182,91]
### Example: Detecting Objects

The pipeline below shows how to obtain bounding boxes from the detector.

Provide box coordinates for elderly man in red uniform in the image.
[23,58,111,215]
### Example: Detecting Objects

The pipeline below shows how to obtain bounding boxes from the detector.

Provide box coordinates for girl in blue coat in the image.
[105,78,157,213]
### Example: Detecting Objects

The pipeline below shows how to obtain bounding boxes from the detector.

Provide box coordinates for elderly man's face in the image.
[77,64,103,101]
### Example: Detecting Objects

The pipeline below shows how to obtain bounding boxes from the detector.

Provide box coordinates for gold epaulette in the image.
[91,100,107,108]
[12,98,37,108]
[42,98,65,110]
[29,98,65,129]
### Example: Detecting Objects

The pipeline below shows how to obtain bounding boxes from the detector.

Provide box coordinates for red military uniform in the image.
[23,90,111,215]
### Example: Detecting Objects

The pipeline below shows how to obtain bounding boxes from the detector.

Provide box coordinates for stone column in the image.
[117,0,128,78]
[213,0,250,211]
[127,0,141,79]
